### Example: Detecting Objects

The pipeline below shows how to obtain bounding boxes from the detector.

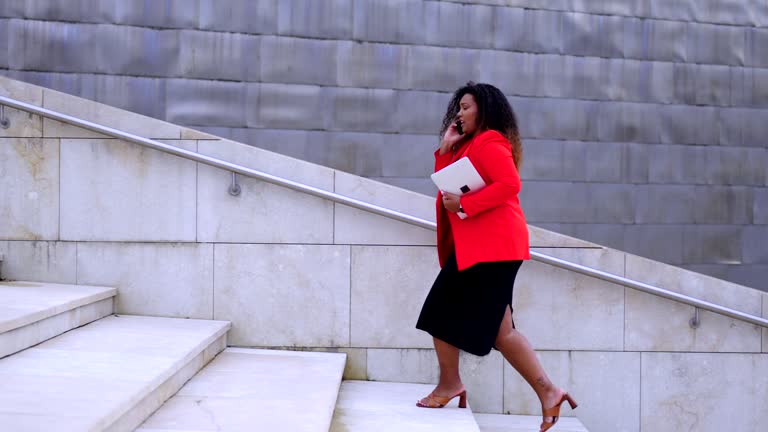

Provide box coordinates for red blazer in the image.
[435,129,530,271]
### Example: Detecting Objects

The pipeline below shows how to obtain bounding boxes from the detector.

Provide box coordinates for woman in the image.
[415,82,577,432]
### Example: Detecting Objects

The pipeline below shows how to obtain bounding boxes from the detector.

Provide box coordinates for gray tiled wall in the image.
[0,0,766,291]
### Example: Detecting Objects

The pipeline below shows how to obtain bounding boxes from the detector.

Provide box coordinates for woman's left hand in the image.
[441,192,461,213]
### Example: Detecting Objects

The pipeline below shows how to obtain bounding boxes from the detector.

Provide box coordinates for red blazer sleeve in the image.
[459,137,521,217]
[434,148,453,171]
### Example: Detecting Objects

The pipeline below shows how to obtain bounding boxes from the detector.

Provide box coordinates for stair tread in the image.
[0,281,116,333]
[475,413,589,432]
[0,315,230,432]
[136,348,346,432]
[331,380,481,432]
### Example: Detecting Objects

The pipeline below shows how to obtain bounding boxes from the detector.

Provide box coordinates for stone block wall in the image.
[0,0,766,290]
[2,76,768,432]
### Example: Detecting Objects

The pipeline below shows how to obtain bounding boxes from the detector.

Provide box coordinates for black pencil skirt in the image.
[416,253,523,356]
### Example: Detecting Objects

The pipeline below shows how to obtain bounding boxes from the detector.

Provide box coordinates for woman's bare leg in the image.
[418,337,465,405]
[494,306,564,427]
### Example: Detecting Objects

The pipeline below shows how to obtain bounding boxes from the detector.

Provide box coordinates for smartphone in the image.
[455,120,464,135]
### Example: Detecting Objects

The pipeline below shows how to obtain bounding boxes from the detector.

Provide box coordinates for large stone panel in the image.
[260,36,337,86]
[755,189,768,224]
[692,186,752,225]
[77,242,214,319]
[514,248,626,351]
[742,226,768,265]
[366,348,437,384]
[0,241,76,283]
[424,1,494,49]
[521,182,633,224]
[367,348,505,414]
[623,225,685,265]
[687,22,745,66]
[178,30,260,82]
[166,79,247,128]
[634,184,696,224]
[0,107,42,139]
[336,42,409,89]
[7,20,99,73]
[746,28,768,68]
[213,243,350,347]
[407,46,481,91]
[8,0,103,23]
[520,97,599,142]
[538,55,623,101]
[720,108,768,148]
[648,0,696,22]
[658,105,719,145]
[277,0,352,39]
[519,140,564,181]
[0,138,58,240]
[350,246,438,348]
[196,139,334,244]
[113,0,198,28]
[73,74,167,121]
[623,18,687,62]
[503,351,641,432]
[352,0,426,45]
[198,0,277,34]
[642,352,768,432]
[561,141,623,183]
[561,12,625,58]
[0,19,9,68]
[597,102,661,144]
[681,225,744,264]
[623,143,650,184]
[707,147,767,186]
[494,9,563,54]
[43,88,181,139]
[251,83,326,130]
[333,171,435,246]
[477,51,538,98]
[8,72,167,121]
[625,254,762,352]
[329,87,399,133]
[646,145,709,185]
[59,139,196,242]
[99,25,181,77]
[395,91,449,134]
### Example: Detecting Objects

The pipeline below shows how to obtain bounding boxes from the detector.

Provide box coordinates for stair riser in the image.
[104,333,227,432]
[0,298,113,359]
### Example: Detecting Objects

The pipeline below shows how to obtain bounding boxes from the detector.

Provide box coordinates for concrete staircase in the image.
[331,380,590,432]
[0,280,590,432]
[136,348,346,432]
[0,281,230,431]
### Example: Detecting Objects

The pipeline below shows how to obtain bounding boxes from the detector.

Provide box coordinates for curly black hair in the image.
[439,82,523,167]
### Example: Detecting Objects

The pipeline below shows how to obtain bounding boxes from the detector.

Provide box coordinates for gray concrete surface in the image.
[0,0,765,291]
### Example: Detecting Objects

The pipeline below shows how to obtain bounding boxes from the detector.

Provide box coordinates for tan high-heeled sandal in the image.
[540,392,577,431]
[416,389,467,408]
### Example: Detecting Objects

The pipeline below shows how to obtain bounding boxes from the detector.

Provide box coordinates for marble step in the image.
[136,348,346,432]
[475,413,589,432]
[0,314,230,432]
[331,380,481,432]
[0,281,116,358]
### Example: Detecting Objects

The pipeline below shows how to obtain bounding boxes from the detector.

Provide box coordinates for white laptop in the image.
[430,157,486,218]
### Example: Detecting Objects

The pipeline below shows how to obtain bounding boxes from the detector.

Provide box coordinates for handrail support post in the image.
[689,307,701,329]
[229,172,241,196]
[0,105,10,129]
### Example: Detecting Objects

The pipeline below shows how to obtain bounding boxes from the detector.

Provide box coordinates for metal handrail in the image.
[2,94,766,329]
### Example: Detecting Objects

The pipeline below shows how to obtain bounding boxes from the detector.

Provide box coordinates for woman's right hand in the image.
[439,122,463,155]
